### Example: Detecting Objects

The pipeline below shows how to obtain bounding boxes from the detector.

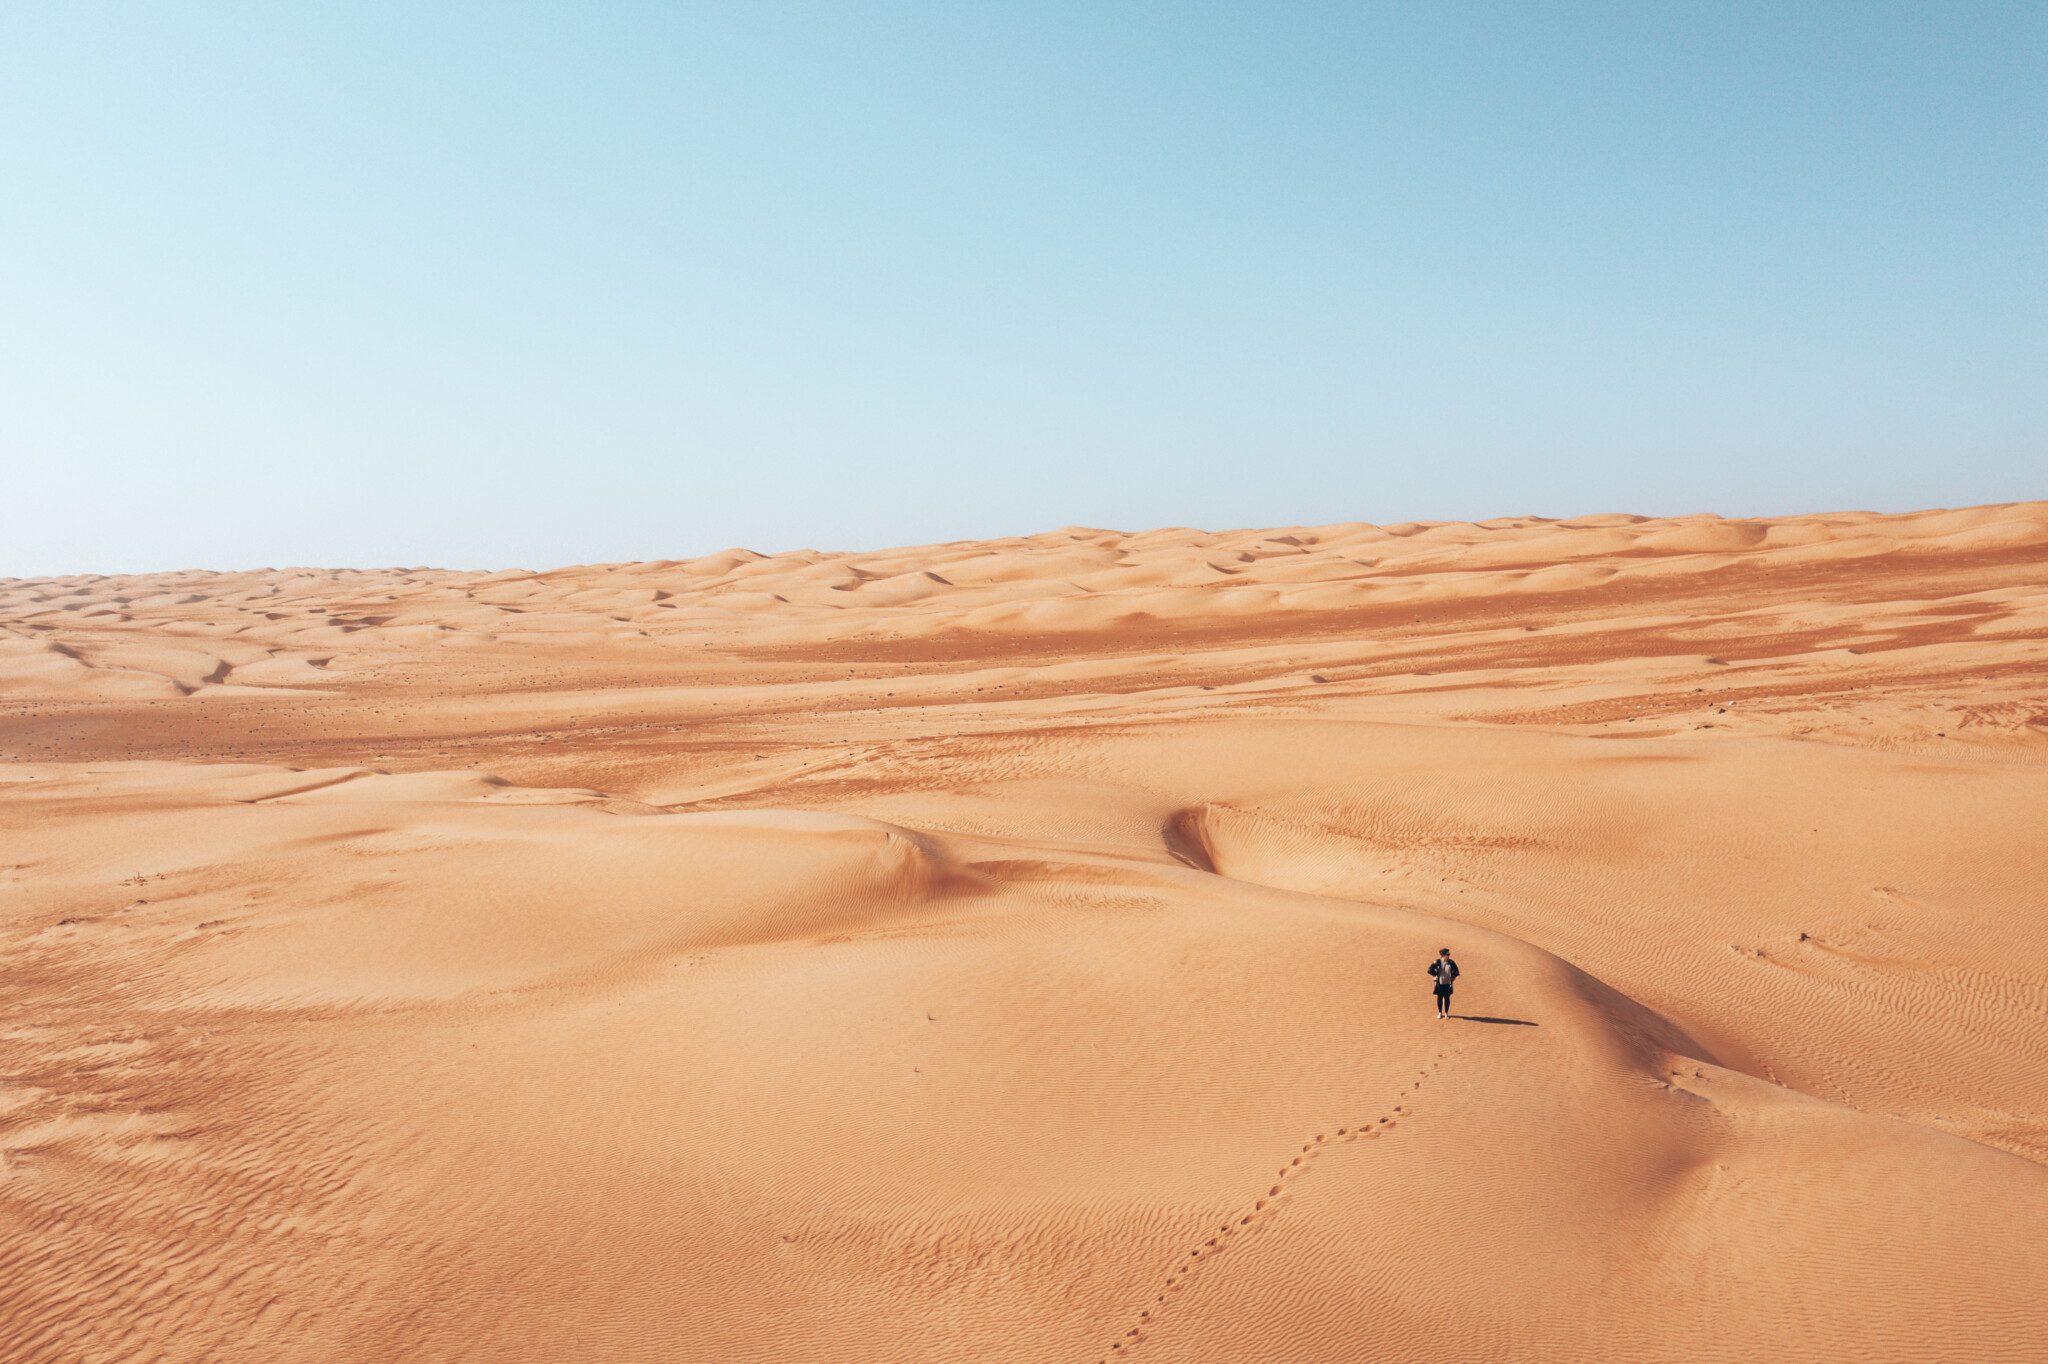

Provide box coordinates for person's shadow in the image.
[1456,1016,1537,1026]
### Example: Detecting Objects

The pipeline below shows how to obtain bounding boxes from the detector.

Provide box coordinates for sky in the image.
[2,2,2043,576]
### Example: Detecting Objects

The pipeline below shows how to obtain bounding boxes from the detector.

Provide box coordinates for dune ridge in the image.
[3,501,2045,1361]
[5,501,2047,690]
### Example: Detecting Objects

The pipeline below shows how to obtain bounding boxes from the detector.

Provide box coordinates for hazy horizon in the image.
[7,499,2046,583]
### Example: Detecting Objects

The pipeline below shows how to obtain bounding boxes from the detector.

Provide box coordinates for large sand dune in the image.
[3,502,2046,1361]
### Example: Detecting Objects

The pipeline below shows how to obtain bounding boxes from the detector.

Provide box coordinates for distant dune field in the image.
[3,502,2046,1362]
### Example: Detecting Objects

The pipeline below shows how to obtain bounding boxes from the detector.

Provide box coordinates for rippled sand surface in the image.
[4,502,2046,1362]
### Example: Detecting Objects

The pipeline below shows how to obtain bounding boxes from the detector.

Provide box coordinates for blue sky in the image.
[3,2,2042,574]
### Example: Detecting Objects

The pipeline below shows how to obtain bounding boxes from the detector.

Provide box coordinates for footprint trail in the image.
[1094,1048,1459,1360]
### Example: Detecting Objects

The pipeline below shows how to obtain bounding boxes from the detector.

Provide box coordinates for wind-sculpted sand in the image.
[3,502,2046,1362]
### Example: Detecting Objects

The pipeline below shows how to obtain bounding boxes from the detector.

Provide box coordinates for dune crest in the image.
[3,502,2046,1361]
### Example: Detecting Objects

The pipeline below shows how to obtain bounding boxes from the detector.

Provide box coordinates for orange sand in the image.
[3,502,2046,1361]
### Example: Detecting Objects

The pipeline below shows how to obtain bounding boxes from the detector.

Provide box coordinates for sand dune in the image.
[3,502,2046,1361]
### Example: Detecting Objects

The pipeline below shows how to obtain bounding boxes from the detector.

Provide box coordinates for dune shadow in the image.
[1458,1016,1538,1026]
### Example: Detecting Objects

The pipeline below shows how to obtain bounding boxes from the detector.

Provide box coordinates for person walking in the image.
[1429,948,1460,1019]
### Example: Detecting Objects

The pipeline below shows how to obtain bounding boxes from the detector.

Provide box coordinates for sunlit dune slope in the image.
[3,501,2046,1362]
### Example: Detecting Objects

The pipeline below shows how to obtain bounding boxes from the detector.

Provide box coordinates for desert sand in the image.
[3,501,2047,1362]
